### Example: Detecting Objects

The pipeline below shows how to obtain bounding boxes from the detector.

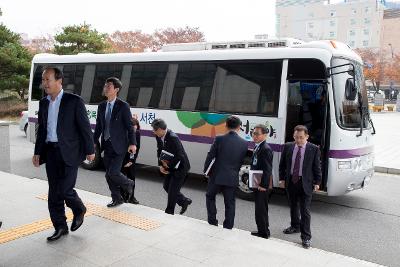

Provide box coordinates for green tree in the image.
[0,23,32,99]
[54,23,109,55]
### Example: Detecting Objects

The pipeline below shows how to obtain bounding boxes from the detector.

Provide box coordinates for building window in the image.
[330,20,336,27]
[308,22,314,29]
[329,31,335,38]
[308,33,314,38]
[363,40,369,47]
[364,6,370,13]
[352,9,357,14]
[363,29,369,35]
[330,10,336,17]
[350,19,356,25]
[349,41,356,47]
[364,18,371,24]
[349,30,356,36]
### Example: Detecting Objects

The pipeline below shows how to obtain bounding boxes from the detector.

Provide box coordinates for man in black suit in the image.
[151,118,192,215]
[93,77,136,208]
[250,124,273,239]
[204,116,248,229]
[279,125,322,249]
[32,67,95,242]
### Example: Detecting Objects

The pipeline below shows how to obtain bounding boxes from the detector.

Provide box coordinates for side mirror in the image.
[345,78,357,101]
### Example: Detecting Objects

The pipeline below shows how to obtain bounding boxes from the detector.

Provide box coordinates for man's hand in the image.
[279,180,285,189]
[314,184,320,191]
[32,155,40,167]
[128,145,136,154]
[160,160,169,169]
[159,166,169,175]
[258,186,267,192]
[124,162,133,168]
[86,154,95,162]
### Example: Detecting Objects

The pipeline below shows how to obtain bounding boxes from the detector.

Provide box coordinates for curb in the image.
[375,166,400,175]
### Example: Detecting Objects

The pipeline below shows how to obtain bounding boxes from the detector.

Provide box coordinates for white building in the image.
[276,0,386,49]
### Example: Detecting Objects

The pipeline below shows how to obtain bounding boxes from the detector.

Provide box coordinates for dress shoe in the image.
[71,207,86,232]
[129,196,139,205]
[107,199,124,208]
[47,228,68,242]
[302,239,311,249]
[179,199,192,215]
[208,221,218,227]
[251,231,270,239]
[283,226,300,234]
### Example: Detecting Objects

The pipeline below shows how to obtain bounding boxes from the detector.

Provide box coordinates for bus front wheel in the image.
[236,165,254,201]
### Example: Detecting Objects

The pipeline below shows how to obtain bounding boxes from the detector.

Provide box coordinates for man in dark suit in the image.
[204,116,248,229]
[250,124,273,239]
[32,67,95,242]
[279,125,322,249]
[93,77,136,208]
[151,118,192,215]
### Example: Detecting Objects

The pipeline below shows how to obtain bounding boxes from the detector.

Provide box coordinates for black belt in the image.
[47,142,59,148]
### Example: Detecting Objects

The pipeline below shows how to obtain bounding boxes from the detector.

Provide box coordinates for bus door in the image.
[284,59,330,191]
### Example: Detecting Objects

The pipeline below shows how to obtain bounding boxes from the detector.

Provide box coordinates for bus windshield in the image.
[331,57,368,129]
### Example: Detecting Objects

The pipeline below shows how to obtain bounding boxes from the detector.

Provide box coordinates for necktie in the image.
[292,146,302,184]
[104,103,112,140]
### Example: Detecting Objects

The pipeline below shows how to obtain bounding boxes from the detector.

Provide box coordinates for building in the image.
[276,0,386,49]
[381,8,400,58]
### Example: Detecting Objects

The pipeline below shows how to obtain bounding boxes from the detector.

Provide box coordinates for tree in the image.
[152,26,205,51]
[54,23,109,55]
[385,55,400,85]
[25,34,55,54]
[0,24,32,99]
[107,30,153,53]
[356,48,386,92]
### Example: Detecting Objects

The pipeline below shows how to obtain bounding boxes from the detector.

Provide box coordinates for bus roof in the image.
[32,40,361,67]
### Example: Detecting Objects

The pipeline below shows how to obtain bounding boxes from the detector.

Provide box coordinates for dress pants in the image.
[103,140,133,201]
[288,179,312,240]
[45,143,86,230]
[163,168,189,214]
[254,190,269,235]
[206,181,236,229]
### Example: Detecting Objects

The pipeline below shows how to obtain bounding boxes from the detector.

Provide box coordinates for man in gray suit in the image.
[204,116,248,229]
[279,125,321,249]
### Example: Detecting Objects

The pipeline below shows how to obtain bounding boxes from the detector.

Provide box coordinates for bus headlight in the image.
[338,160,352,170]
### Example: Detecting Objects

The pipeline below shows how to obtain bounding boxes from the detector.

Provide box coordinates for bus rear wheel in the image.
[236,165,254,201]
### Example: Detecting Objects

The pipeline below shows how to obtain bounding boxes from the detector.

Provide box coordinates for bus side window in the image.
[170,63,217,111]
[31,65,45,101]
[90,64,123,104]
[126,63,168,108]
[63,64,85,96]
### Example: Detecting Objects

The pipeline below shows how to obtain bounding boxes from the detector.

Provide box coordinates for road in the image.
[8,125,400,267]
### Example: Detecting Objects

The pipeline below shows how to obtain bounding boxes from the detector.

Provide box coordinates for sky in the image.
[0,0,278,42]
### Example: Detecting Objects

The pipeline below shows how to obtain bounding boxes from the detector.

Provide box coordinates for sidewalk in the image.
[371,112,400,175]
[0,172,382,267]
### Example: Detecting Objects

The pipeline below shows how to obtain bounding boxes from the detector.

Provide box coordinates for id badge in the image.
[253,156,258,165]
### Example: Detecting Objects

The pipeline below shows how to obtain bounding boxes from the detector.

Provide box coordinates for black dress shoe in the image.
[71,207,86,232]
[129,196,139,205]
[107,199,124,208]
[251,231,270,239]
[179,199,192,215]
[283,226,300,234]
[302,239,311,249]
[208,220,218,227]
[47,228,68,242]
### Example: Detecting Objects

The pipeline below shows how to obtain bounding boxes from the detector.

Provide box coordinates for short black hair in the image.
[226,116,241,130]
[151,118,167,131]
[294,125,309,135]
[254,124,267,134]
[106,77,122,89]
[43,66,64,81]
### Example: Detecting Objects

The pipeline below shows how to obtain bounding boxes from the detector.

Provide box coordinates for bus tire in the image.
[81,144,101,170]
[236,164,255,201]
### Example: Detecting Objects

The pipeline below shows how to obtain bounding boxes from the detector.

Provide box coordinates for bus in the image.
[27,38,375,199]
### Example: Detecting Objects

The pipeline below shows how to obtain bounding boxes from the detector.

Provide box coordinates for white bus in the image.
[27,39,375,199]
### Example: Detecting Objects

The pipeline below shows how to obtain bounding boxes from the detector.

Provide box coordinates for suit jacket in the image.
[250,140,273,188]
[156,129,190,172]
[34,92,94,166]
[279,142,322,196]
[93,98,136,155]
[204,131,248,187]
